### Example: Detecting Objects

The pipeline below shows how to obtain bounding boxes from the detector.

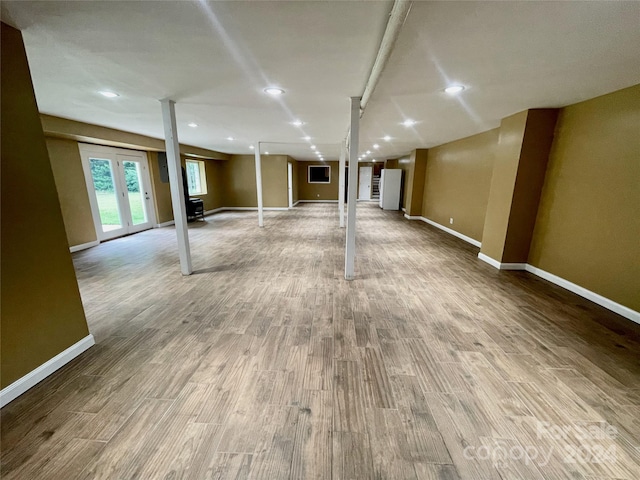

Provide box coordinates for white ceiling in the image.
[3,1,639,162]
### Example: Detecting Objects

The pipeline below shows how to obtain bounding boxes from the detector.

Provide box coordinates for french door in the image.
[79,144,155,241]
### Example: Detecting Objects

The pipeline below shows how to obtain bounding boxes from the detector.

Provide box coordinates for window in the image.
[308,165,331,184]
[185,159,207,195]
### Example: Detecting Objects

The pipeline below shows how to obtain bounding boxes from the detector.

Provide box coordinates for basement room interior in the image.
[1,1,639,479]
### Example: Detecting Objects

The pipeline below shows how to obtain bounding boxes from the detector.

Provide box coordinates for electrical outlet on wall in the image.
[449,217,454,224]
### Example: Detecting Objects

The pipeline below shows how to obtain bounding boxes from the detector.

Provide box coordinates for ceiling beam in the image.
[360,0,413,113]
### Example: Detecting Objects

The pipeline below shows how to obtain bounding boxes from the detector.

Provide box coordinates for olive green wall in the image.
[1,23,90,388]
[397,156,411,210]
[47,139,226,239]
[180,155,225,213]
[480,111,529,261]
[46,137,97,246]
[298,161,339,201]
[147,151,173,225]
[198,159,225,212]
[502,109,558,263]
[222,155,289,208]
[291,159,300,204]
[529,85,640,312]
[421,129,498,242]
[403,150,428,216]
[41,114,230,160]
[479,110,558,263]
[262,155,289,207]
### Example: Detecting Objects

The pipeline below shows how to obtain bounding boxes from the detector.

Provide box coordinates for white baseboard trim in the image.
[156,220,175,228]
[477,253,527,270]
[524,265,640,325]
[69,240,99,253]
[477,252,503,269]
[156,206,291,226]
[0,334,95,408]
[222,207,289,211]
[477,253,639,324]
[297,200,339,203]
[405,214,482,248]
[204,207,225,216]
[292,200,301,207]
[401,207,407,213]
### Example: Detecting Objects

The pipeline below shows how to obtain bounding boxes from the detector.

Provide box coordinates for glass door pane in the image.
[89,158,123,232]
[123,160,148,225]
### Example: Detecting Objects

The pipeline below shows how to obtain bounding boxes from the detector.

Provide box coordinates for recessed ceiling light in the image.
[303,136,311,141]
[366,150,371,154]
[227,137,234,141]
[402,119,417,127]
[99,91,119,98]
[292,120,305,127]
[187,122,198,128]
[373,144,380,149]
[383,135,391,142]
[372,159,376,163]
[444,85,465,95]
[249,145,255,150]
[264,87,285,95]
[265,151,269,155]
[311,145,316,150]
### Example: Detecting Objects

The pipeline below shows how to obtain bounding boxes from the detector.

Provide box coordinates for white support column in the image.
[254,142,264,227]
[160,99,192,275]
[345,96,361,280]
[338,140,346,228]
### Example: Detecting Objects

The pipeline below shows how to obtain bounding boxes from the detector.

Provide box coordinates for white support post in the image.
[160,99,192,275]
[338,141,346,228]
[345,97,361,280]
[254,142,264,227]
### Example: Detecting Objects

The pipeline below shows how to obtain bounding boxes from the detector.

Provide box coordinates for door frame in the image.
[79,143,156,242]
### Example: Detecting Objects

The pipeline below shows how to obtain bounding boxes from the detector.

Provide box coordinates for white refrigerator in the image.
[379,169,402,210]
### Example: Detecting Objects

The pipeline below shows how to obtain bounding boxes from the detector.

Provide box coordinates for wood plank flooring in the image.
[2,203,639,479]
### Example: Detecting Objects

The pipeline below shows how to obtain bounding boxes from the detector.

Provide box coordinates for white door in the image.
[287,162,293,208]
[80,144,156,241]
[358,166,372,200]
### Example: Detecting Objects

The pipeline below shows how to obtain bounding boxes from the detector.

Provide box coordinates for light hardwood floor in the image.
[2,203,639,479]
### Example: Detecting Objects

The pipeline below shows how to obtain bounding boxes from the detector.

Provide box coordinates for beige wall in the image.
[422,129,498,242]
[47,137,97,246]
[529,85,640,311]
[222,155,288,208]
[1,23,90,388]
[298,161,339,201]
